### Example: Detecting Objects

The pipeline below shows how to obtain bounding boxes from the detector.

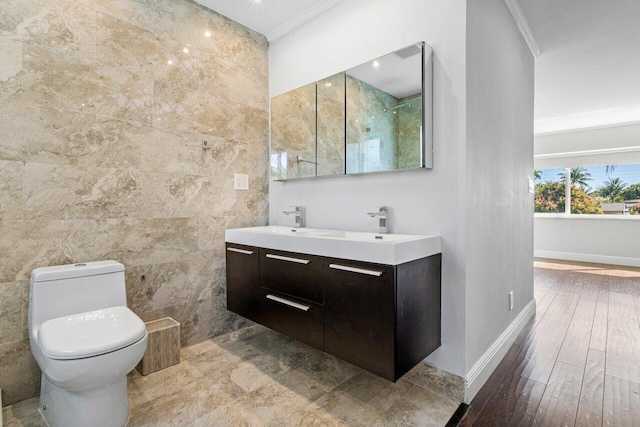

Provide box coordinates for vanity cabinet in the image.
[225,243,441,382]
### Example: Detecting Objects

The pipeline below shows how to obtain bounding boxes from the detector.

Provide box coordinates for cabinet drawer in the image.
[226,244,260,322]
[323,257,396,381]
[259,290,323,351]
[259,248,324,304]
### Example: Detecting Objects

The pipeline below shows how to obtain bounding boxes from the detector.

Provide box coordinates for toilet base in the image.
[39,374,130,427]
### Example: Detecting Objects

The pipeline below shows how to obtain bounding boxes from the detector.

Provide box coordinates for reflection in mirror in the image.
[270,82,317,180]
[346,42,424,174]
[317,73,346,177]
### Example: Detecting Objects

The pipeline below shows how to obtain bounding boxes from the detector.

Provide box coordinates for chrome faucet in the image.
[367,206,389,234]
[283,206,305,228]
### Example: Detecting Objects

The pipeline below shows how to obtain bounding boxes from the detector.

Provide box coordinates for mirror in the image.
[317,73,346,177]
[270,82,317,180]
[346,42,425,174]
[270,42,432,181]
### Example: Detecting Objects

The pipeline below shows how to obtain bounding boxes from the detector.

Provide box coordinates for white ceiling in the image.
[194,0,343,41]
[517,0,640,134]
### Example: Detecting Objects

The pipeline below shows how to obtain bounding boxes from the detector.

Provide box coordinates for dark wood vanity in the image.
[225,243,441,382]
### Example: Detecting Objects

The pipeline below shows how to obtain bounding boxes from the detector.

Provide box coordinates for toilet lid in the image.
[38,306,147,360]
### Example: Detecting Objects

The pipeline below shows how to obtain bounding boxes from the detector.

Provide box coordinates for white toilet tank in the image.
[29,261,128,340]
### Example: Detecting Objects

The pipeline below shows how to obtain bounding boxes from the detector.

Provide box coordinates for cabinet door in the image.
[323,258,396,381]
[259,248,324,304]
[226,244,260,322]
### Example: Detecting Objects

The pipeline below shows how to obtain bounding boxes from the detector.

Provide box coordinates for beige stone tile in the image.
[88,0,268,79]
[227,342,318,394]
[153,79,268,140]
[12,44,153,125]
[188,332,266,365]
[0,281,28,345]
[96,11,179,85]
[126,261,192,314]
[22,163,160,220]
[0,107,218,175]
[0,217,199,282]
[0,340,40,406]
[95,217,198,267]
[195,380,312,427]
[0,0,96,61]
[403,361,466,402]
[131,374,237,427]
[290,388,389,427]
[0,0,41,37]
[1,397,45,427]
[208,323,269,346]
[0,36,22,82]
[0,219,98,282]
[381,382,459,426]
[0,160,22,220]
[22,162,254,220]
[276,349,362,402]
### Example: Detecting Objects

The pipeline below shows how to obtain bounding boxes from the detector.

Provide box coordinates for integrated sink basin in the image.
[225,226,441,265]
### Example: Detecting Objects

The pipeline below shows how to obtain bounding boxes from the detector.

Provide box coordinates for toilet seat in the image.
[37,306,147,360]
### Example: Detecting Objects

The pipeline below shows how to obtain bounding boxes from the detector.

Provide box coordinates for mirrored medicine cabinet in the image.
[270,42,433,181]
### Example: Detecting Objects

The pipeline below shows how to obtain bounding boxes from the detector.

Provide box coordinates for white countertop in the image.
[225,226,441,265]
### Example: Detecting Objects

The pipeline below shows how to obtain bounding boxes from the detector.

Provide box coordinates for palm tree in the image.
[533,169,542,181]
[558,167,592,189]
[596,177,628,202]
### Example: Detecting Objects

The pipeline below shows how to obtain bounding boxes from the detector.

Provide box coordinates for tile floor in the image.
[2,324,459,426]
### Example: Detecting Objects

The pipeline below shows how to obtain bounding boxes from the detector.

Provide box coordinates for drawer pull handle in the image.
[265,254,310,265]
[329,264,383,277]
[266,294,310,312]
[227,248,254,255]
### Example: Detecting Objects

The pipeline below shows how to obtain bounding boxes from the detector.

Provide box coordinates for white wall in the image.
[464,0,535,397]
[269,0,468,377]
[535,216,640,267]
[534,124,640,267]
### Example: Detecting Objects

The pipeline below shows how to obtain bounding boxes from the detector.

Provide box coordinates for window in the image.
[534,164,640,215]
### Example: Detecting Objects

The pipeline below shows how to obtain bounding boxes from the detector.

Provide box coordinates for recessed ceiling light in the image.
[252,0,263,3]
[183,47,189,53]
[167,60,173,65]
[325,82,332,87]
[372,60,380,68]
[204,31,211,38]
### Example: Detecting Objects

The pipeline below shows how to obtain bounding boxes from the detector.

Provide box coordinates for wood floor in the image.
[461,259,640,427]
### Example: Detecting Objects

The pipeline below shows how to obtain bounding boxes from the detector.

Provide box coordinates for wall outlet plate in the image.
[234,174,249,191]
[509,291,514,311]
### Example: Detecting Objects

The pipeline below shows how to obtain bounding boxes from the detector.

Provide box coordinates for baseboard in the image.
[535,250,640,268]
[463,299,536,403]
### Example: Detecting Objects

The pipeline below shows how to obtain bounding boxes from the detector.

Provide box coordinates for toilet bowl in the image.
[28,261,148,427]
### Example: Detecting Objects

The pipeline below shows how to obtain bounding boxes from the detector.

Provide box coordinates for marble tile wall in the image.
[0,0,269,406]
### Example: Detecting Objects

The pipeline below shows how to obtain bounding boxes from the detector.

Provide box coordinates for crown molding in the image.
[503,0,541,57]
[266,0,343,41]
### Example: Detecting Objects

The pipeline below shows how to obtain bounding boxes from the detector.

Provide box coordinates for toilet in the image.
[28,261,148,427]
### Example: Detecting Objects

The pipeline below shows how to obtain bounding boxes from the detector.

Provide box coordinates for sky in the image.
[538,164,640,191]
